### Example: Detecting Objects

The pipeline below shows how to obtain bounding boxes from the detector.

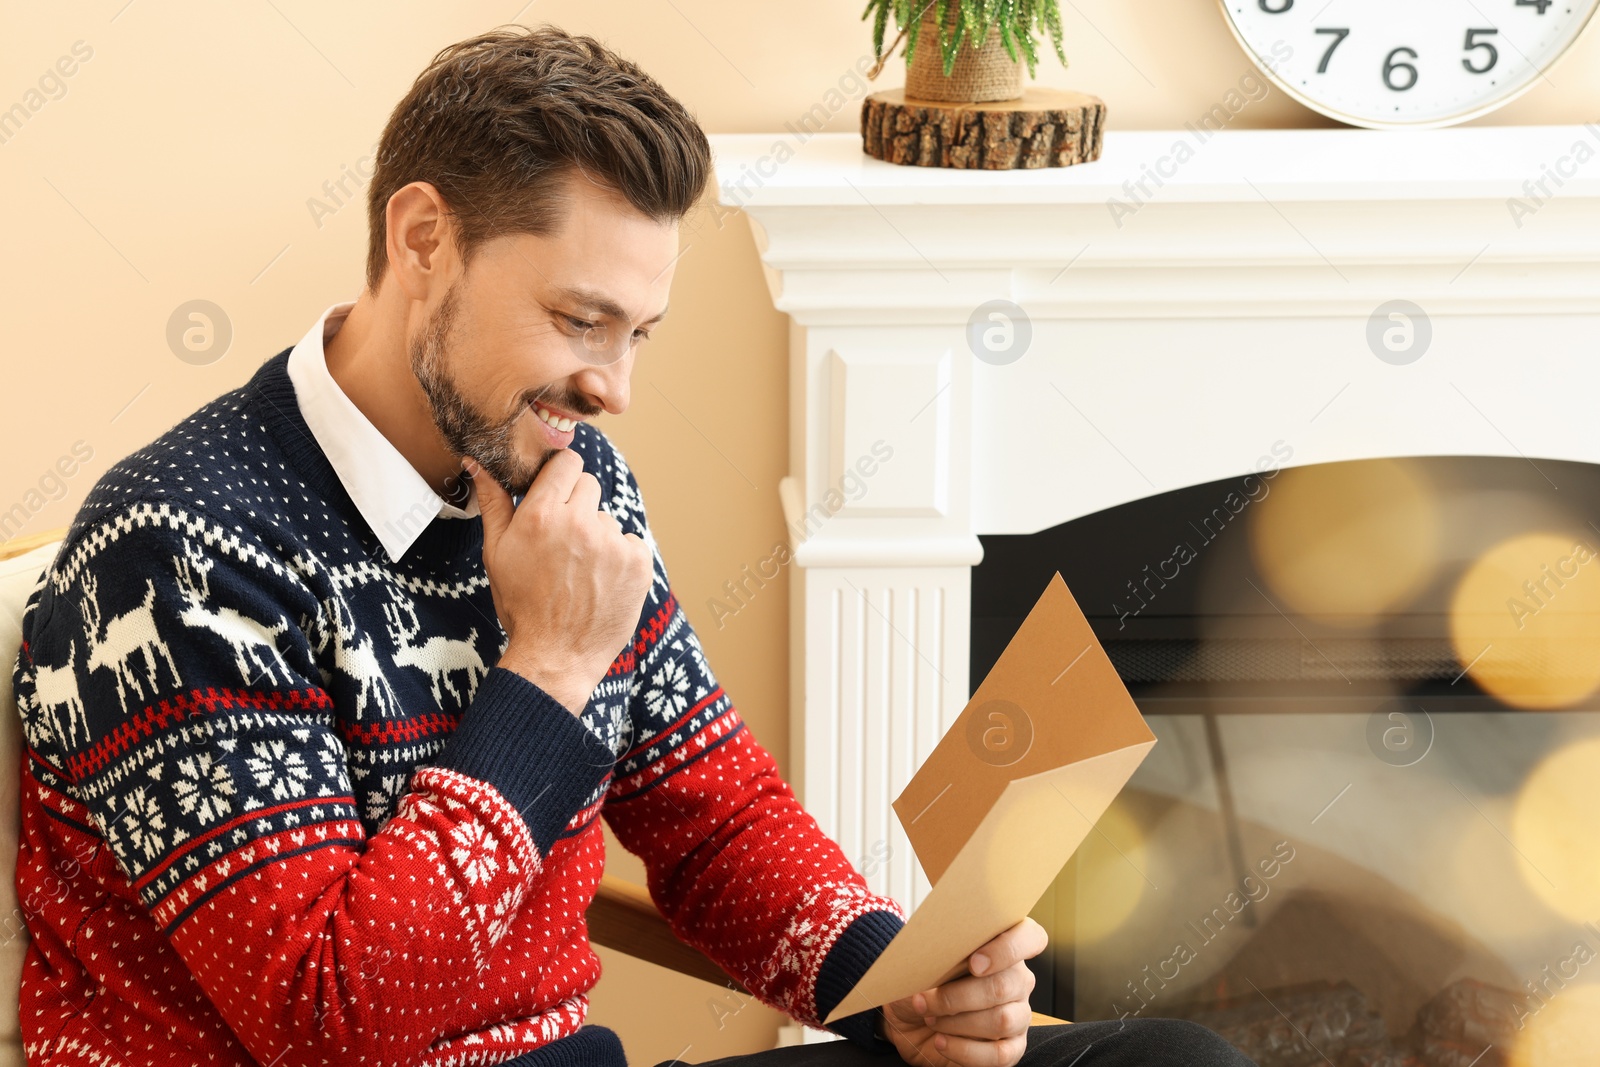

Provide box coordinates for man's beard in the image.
[410,282,552,501]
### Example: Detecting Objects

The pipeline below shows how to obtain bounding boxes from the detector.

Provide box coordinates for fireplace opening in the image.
[973,455,1600,1066]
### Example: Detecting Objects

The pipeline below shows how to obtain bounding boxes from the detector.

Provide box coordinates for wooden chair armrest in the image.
[591,873,745,992]
[0,526,68,562]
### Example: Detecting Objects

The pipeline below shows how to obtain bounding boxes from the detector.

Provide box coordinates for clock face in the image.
[1219,0,1600,128]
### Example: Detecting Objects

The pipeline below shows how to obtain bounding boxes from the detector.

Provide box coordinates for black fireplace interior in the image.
[973,455,1600,1066]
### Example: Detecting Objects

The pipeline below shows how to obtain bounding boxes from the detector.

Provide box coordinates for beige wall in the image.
[4,2,1597,1063]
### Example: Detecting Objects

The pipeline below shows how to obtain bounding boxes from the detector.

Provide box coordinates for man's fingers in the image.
[624,530,654,577]
[569,470,602,513]
[524,448,585,507]
[922,1002,1032,1041]
[928,1032,1028,1067]
[920,962,1035,1018]
[466,458,511,550]
[593,508,624,539]
[886,992,934,1027]
[969,917,1048,979]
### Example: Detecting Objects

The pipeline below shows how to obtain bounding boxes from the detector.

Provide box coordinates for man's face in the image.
[410,171,681,500]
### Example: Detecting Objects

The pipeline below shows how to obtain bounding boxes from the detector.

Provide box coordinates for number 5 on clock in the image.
[1462,28,1498,73]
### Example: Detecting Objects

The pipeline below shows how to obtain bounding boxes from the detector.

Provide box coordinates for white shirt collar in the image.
[286,300,479,563]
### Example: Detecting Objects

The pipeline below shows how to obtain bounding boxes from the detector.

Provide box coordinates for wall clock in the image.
[1218,0,1600,128]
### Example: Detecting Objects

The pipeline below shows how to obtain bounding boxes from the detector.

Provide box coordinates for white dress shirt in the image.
[286,300,479,563]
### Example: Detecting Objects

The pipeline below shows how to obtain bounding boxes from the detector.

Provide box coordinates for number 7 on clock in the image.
[1314,27,1349,73]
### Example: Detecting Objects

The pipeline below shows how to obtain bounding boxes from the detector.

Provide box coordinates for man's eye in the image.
[561,313,649,345]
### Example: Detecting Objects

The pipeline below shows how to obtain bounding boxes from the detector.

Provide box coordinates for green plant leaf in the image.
[869,0,890,57]
[1019,14,1040,76]
[998,0,1019,64]
[906,0,923,66]
[874,0,1069,79]
[1044,0,1068,67]
[960,0,983,53]
[944,10,967,74]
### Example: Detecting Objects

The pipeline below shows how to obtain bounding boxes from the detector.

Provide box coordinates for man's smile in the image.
[531,397,584,446]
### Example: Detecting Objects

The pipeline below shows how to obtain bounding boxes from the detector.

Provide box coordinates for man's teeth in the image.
[534,404,578,432]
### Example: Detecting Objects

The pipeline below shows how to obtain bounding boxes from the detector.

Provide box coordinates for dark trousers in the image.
[668,1019,1257,1067]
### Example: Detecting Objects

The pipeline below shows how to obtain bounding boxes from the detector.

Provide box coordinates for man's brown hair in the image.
[364,24,712,292]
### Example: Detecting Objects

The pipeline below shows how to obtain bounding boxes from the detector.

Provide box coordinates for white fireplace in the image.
[709,125,1600,1042]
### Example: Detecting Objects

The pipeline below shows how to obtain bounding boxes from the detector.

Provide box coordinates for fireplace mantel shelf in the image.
[710,128,1600,330]
[712,126,1600,204]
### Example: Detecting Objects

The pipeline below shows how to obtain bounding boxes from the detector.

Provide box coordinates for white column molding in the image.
[785,563,972,911]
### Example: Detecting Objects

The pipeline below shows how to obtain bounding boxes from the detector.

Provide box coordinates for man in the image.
[12,24,1252,1067]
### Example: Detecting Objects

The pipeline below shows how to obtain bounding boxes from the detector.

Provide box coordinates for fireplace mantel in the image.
[706,127,1600,920]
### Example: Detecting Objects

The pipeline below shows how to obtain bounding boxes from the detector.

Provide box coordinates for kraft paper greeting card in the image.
[823,573,1156,1024]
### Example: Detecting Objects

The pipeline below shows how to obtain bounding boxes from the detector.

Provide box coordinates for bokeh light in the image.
[1068,802,1149,945]
[978,788,1148,949]
[1510,736,1600,923]
[1510,982,1600,1067]
[1451,533,1600,709]
[1425,801,1560,944]
[1249,459,1439,625]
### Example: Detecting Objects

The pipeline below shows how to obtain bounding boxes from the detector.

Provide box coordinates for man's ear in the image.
[385,181,457,303]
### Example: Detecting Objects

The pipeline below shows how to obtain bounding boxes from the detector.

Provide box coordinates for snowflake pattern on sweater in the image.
[11,348,905,1067]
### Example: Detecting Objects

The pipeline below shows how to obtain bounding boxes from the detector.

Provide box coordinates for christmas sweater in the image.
[11,347,906,1067]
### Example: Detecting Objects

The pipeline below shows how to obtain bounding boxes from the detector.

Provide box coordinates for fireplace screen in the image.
[972,456,1600,1067]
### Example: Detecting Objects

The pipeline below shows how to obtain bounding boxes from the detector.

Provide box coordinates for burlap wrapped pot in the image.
[905,2,1024,103]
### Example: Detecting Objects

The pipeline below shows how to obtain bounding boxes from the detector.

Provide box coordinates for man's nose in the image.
[573,350,632,416]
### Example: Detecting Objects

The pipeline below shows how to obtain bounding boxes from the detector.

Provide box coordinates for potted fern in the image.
[858,0,1103,168]
[863,0,1069,103]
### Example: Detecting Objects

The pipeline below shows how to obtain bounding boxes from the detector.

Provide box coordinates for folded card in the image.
[822,572,1156,1024]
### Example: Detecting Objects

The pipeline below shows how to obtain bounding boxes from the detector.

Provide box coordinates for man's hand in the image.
[878,917,1048,1067]
[468,451,654,714]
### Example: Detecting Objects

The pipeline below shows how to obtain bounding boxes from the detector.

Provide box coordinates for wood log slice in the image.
[860,87,1106,170]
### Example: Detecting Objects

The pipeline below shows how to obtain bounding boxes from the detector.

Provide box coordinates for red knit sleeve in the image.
[596,447,905,1035]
